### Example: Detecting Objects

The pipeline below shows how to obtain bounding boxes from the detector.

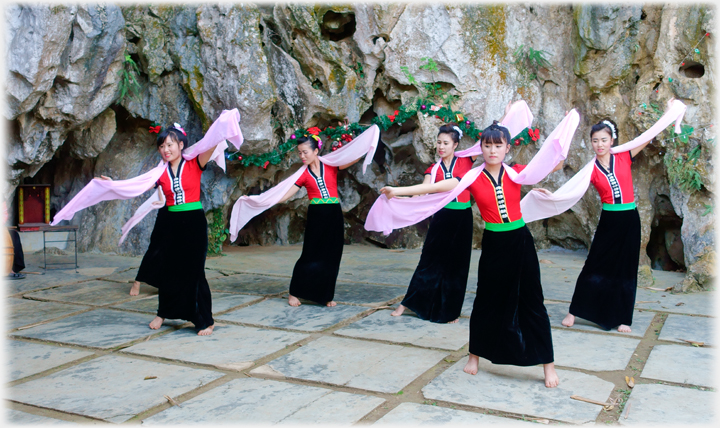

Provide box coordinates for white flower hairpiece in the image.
[452,126,463,139]
[602,120,617,139]
[173,122,186,136]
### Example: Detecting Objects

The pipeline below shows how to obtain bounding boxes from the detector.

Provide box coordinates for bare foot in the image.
[391,304,406,316]
[544,363,560,388]
[288,295,301,307]
[198,324,214,336]
[618,324,632,333]
[447,318,459,324]
[326,301,337,307]
[149,316,164,329]
[561,313,575,327]
[463,354,479,375]
[130,281,141,296]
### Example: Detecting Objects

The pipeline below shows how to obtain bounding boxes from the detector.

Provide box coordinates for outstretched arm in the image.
[381,178,459,199]
[630,97,676,158]
[197,146,218,168]
[338,157,362,170]
[278,185,301,204]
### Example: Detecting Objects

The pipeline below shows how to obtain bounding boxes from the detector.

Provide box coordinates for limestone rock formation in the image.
[4,4,715,291]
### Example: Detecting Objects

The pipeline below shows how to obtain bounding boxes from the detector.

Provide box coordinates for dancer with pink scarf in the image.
[390,100,533,324]
[229,125,379,307]
[530,98,687,334]
[52,110,244,335]
[369,110,580,388]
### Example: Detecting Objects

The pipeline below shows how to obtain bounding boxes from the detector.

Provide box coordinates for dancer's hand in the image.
[97,175,112,181]
[151,201,164,207]
[532,188,552,196]
[666,97,676,110]
[381,186,398,199]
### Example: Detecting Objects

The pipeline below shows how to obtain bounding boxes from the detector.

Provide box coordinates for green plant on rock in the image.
[512,44,553,83]
[207,208,228,256]
[118,51,141,103]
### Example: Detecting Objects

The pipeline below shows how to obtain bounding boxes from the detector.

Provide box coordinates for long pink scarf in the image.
[52,109,243,232]
[520,100,687,223]
[228,125,380,242]
[428,100,534,183]
[364,109,580,235]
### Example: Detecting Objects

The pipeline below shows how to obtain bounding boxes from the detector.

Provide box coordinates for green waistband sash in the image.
[484,218,526,232]
[602,202,636,211]
[310,197,340,205]
[168,201,203,212]
[444,201,472,210]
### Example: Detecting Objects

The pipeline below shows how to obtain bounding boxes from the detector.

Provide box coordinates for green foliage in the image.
[207,209,228,256]
[118,52,141,103]
[400,66,418,86]
[353,62,365,79]
[702,203,714,217]
[512,44,553,82]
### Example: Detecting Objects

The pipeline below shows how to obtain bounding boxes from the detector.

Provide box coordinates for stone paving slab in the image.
[102,267,223,283]
[8,354,224,424]
[5,409,75,425]
[216,298,368,332]
[544,301,655,338]
[11,309,173,349]
[658,314,715,346]
[333,282,406,305]
[334,310,469,350]
[23,280,156,306]
[142,377,384,425]
[7,340,95,382]
[110,293,262,315]
[6,298,89,331]
[207,273,290,295]
[6,253,141,296]
[253,336,447,393]
[422,358,616,424]
[122,324,307,370]
[640,344,715,387]
[551,329,640,372]
[634,288,714,316]
[460,293,475,317]
[620,384,715,425]
[374,402,531,425]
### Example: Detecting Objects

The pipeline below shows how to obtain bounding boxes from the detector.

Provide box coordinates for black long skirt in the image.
[289,204,344,305]
[402,207,473,323]
[469,225,554,366]
[135,206,168,287]
[156,209,214,330]
[569,209,641,330]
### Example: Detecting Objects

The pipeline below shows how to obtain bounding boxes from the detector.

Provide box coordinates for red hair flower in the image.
[307,127,321,135]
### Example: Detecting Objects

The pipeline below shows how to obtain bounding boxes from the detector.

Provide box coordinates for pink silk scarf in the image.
[364,109,580,235]
[428,100,534,183]
[520,100,687,223]
[52,108,243,232]
[228,124,380,242]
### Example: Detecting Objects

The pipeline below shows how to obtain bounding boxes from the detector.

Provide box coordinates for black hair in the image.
[438,123,461,144]
[590,118,619,146]
[480,121,511,146]
[156,127,189,150]
[296,135,320,151]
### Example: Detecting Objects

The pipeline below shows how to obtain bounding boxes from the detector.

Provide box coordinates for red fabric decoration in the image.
[149,125,161,133]
[307,127,321,135]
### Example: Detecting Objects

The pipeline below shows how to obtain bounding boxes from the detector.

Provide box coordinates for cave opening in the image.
[321,11,356,42]
[680,61,705,78]
[646,194,686,271]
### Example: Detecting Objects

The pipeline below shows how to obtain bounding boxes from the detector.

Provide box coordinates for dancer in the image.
[372,111,580,388]
[530,99,686,333]
[228,126,380,307]
[391,101,532,323]
[148,124,219,335]
[52,110,244,335]
[273,136,358,307]
[390,124,474,323]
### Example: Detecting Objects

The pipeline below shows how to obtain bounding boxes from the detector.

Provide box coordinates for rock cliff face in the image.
[4,4,715,290]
